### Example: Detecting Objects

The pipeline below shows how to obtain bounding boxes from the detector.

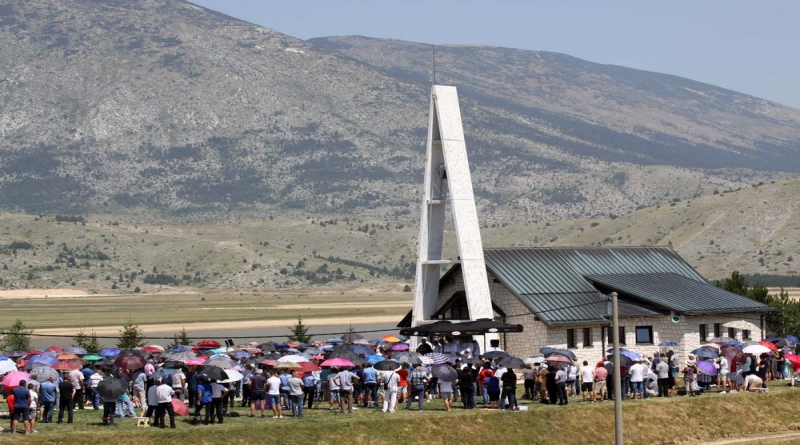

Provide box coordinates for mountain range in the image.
[0,0,799,226]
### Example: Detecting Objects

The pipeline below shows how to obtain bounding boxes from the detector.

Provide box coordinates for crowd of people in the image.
[1,336,796,434]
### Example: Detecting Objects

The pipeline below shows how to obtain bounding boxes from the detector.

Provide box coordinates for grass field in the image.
[4,385,800,445]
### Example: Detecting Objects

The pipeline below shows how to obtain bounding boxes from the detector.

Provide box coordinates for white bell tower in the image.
[411,85,493,327]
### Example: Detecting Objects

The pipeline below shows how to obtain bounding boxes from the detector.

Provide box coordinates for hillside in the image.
[0,179,797,295]
[0,1,798,225]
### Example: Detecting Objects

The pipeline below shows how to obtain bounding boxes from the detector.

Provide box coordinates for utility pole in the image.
[611,291,624,445]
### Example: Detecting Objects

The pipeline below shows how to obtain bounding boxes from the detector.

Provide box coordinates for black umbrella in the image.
[374,360,400,371]
[118,349,145,357]
[482,350,510,360]
[391,352,421,365]
[497,356,526,369]
[431,364,458,382]
[164,360,189,371]
[340,333,365,342]
[458,318,524,335]
[258,343,278,352]
[540,347,577,361]
[96,379,128,399]
[326,349,360,362]
[198,365,226,381]
[399,320,454,337]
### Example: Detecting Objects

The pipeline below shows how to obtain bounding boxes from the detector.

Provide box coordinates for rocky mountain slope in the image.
[0,0,798,225]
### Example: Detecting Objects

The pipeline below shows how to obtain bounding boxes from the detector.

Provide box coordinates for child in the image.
[28,383,39,433]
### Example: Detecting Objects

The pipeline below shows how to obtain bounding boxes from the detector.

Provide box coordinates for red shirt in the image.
[478,368,494,384]
[397,369,409,387]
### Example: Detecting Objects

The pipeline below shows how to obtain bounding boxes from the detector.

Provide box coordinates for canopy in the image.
[400,318,523,337]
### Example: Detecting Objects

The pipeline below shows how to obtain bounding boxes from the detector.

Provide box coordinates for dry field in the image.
[769,287,800,300]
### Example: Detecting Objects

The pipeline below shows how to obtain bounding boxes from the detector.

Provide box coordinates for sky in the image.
[189,0,800,109]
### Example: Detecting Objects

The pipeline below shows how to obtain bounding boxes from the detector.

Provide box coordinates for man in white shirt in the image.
[628,359,645,400]
[267,371,283,418]
[333,367,359,414]
[171,369,186,401]
[155,379,176,429]
[381,370,400,413]
[144,379,161,426]
[718,356,730,393]
[579,361,595,402]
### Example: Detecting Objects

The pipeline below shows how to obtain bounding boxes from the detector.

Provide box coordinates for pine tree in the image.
[287,316,312,343]
[73,328,101,354]
[117,317,145,349]
[1,319,32,351]
[169,327,192,347]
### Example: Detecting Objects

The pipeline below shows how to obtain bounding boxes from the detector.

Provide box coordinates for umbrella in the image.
[186,359,206,366]
[482,350,510,360]
[1,371,30,391]
[258,343,278,352]
[691,348,719,359]
[41,350,59,357]
[303,347,323,355]
[198,365,227,381]
[658,341,681,348]
[27,354,59,367]
[364,354,386,364]
[98,348,120,357]
[785,354,800,366]
[118,349,145,357]
[460,357,484,365]
[707,337,732,344]
[149,368,178,381]
[52,361,79,372]
[96,379,128,399]
[0,358,17,374]
[83,354,103,361]
[326,349,360,361]
[168,351,198,363]
[759,341,778,351]
[46,346,64,352]
[115,355,147,370]
[497,356,526,369]
[56,353,80,361]
[786,335,800,344]
[169,345,193,353]
[341,333,365,342]
[374,360,400,371]
[65,347,87,355]
[141,346,165,353]
[204,354,237,369]
[259,359,279,367]
[31,366,59,382]
[545,355,573,364]
[607,348,641,360]
[391,344,410,351]
[298,362,321,373]
[277,354,310,363]
[349,345,373,356]
[172,398,190,416]
[458,318,524,335]
[431,364,458,382]
[4,351,26,358]
[540,347,577,361]
[424,353,450,365]
[233,350,251,359]
[321,358,354,368]
[391,352,421,365]
[382,335,401,343]
[696,360,718,376]
[524,356,546,365]
[325,338,344,344]
[196,339,222,348]
[771,338,794,349]
[742,344,772,355]
[275,361,302,370]
[222,369,244,383]
[164,361,189,371]
[723,320,759,330]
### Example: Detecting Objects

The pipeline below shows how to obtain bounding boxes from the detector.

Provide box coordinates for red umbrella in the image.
[171,398,190,416]
[259,359,279,367]
[141,346,164,353]
[46,346,65,352]
[52,361,79,372]
[785,353,800,367]
[114,355,147,370]
[197,339,222,348]
[298,362,321,373]
[759,341,778,351]
[1,371,30,392]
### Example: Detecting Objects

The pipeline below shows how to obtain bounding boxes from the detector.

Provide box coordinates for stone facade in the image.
[434,268,764,368]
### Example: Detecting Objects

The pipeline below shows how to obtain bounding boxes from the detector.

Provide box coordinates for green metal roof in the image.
[477,246,771,326]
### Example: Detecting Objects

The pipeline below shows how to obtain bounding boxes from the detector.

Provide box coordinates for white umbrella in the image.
[524,356,545,365]
[0,358,17,374]
[221,369,243,383]
[742,344,771,355]
[723,320,759,331]
[277,354,310,363]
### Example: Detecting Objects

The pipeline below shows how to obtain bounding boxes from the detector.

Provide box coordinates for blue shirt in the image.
[362,367,378,384]
[11,386,30,409]
[82,367,93,384]
[302,375,317,388]
[279,373,291,391]
[198,382,213,404]
[40,381,58,403]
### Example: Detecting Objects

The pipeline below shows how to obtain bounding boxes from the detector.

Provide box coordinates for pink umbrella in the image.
[186,359,206,366]
[171,398,190,416]
[320,358,354,368]
[391,344,410,351]
[259,359,279,367]
[1,371,30,392]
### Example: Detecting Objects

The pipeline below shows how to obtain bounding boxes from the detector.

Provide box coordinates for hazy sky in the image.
[189,0,800,109]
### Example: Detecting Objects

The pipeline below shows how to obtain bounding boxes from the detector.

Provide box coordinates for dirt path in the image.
[700,431,800,444]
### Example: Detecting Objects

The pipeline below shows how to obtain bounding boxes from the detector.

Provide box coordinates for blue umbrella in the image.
[691,348,719,359]
[66,347,87,355]
[349,345,373,356]
[658,341,681,348]
[24,354,58,370]
[607,348,640,360]
[540,347,577,361]
[169,345,193,353]
[233,350,251,359]
[364,354,386,364]
[98,348,120,357]
[721,341,742,350]
[326,338,343,344]
[0,355,7,361]
[787,335,800,344]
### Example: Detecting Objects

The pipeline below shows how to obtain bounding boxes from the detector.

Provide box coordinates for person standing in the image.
[39,376,58,423]
[288,371,304,417]
[381,369,400,413]
[69,366,86,411]
[718,355,731,393]
[500,368,518,411]
[57,376,75,424]
[267,371,283,419]
[302,372,318,410]
[155,379,176,429]
[186,365,198,408]
[334,367,359,414]
[171,367,186,402]
[554,365,568,405]
[89,367,104,410]
[210,379,228,424]
[521,364,536,400]
[579,361,595,403]
[10,381,31,435]
[478,362,494,407]
[362,363,379,408]
[656,354,671,397]
[457,364,475,409]
[629,359,645,400]
[404,365,429,411]
[240,364,253,408]
[194,376,213,424]
[249,369,268,418]
[144,379,161,427]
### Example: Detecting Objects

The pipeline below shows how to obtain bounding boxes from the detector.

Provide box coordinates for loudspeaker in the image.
[225,339,234,347]
[490,339,500,348]
[670,315,682,324]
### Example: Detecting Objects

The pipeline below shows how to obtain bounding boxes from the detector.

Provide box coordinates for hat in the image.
[256,369,263,375]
